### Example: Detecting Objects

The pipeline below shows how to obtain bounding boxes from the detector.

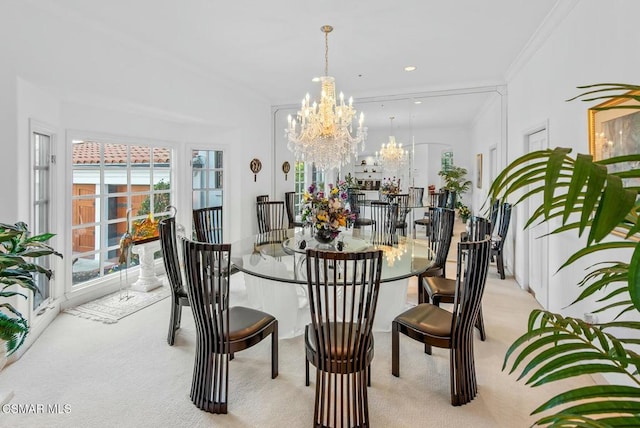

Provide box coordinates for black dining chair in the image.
[304,248,383,428]
[182,238,278,414]
[408,186,424,208]
[393,193,410,236]
[192,206,223,244]
[442,189,457,209]
[418,207,455,304]
[414,190,444,237]
[429,191,441,207]
[256,200,286,233]
[370,201,398,246]
[492,202,512,279]
[159,217,189,346]
[423,215,491,340]
[392,238,491,406]
[350,192,374,229]
[285,191,304,228]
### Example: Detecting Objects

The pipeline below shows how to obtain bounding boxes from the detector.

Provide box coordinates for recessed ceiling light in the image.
[404,66,417,72]
[414,100,423,105]
[311,77,320,82]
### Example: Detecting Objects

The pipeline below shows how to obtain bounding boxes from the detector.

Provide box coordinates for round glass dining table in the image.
[230,228,434,283]
[230,228,434,336]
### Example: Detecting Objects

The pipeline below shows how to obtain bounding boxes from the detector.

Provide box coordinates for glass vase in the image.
[315,229,339,244]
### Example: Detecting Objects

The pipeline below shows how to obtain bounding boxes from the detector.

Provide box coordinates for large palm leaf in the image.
[490,84,640,426]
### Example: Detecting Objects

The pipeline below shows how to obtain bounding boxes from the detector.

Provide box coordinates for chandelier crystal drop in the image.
[286,25,367,171]
[376,117,408,173]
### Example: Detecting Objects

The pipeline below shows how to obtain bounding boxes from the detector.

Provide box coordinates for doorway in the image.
[525,128,549,309]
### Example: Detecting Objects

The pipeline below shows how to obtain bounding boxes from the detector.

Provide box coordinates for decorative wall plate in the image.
[282,161,291,180]
[250,158,262,182]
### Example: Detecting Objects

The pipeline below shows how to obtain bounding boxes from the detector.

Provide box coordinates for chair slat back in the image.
[256,195,270,203]
[440,189,457,209]
[348,191,361,215]
[495,203,512,248]
[256,201,286,233]
[284,191,297,227]
[436,191,449,207]
[193,206,223,244]
[408,187,424,207]
[393,194,410,228]
[488,198,500,235]
[159,217,183,293]
[370,201,398,245]
[466,216,491,241]
[451,239,491,343]
[305,249,383,368]
[182,239,232,354]
[429,191,440,207]
[428,207,455,268]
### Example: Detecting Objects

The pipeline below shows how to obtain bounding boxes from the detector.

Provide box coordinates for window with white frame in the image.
[191,149,223,210]
[32,131,52,308]
[311,164,325,189]
[293,161,305,213]
[71,140,172,286]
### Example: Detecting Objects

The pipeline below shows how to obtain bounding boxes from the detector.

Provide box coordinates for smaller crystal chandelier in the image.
[286,25,367,171]
[376,117,408,173]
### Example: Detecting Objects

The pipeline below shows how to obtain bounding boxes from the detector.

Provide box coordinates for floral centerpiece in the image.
[301,181,355,243]
[458,204,471,223]
[379,177,400,201]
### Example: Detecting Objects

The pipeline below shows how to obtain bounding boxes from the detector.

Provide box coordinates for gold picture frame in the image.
[589,90,640,162]
[588,90,640,240]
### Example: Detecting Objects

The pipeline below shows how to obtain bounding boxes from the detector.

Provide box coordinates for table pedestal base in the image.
[131,241,162,292]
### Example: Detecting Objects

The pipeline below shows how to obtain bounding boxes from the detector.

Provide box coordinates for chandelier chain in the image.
[325,29,329,76]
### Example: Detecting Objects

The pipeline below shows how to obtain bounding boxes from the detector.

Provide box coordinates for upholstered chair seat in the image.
[395,304,453,338]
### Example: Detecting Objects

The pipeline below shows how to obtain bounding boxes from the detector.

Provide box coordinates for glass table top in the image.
[230,228,434,284]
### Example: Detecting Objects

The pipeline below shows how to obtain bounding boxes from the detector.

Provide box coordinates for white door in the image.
[527,129,549,308]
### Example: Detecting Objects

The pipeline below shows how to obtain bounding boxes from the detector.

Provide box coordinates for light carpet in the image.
[63,286,170,324]
[0,224,597,427]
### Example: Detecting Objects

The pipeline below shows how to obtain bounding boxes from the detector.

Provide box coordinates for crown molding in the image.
[504,0,581,83]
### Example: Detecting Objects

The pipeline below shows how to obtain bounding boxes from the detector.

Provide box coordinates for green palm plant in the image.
[439,165,472,198]
[489,83,640,426]
[0,222,62,356]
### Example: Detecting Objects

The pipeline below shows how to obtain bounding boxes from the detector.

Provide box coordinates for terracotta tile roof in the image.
[72,141,170,164]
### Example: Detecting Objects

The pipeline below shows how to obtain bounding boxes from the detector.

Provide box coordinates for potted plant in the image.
[489,84,640,426]
[0,222,62,360]
[438,165,471,211]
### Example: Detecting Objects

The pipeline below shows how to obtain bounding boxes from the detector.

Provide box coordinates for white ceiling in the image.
[33,0,560,133]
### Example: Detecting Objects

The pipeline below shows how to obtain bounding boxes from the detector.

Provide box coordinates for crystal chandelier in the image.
[286,25,367,171]
[376,117,408,173]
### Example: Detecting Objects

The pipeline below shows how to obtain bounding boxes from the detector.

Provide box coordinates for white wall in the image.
[470,93,503,214]
[0,68,19,222]
[0,2,273,342]
[505,0,640,319]
[412,126,473,206]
